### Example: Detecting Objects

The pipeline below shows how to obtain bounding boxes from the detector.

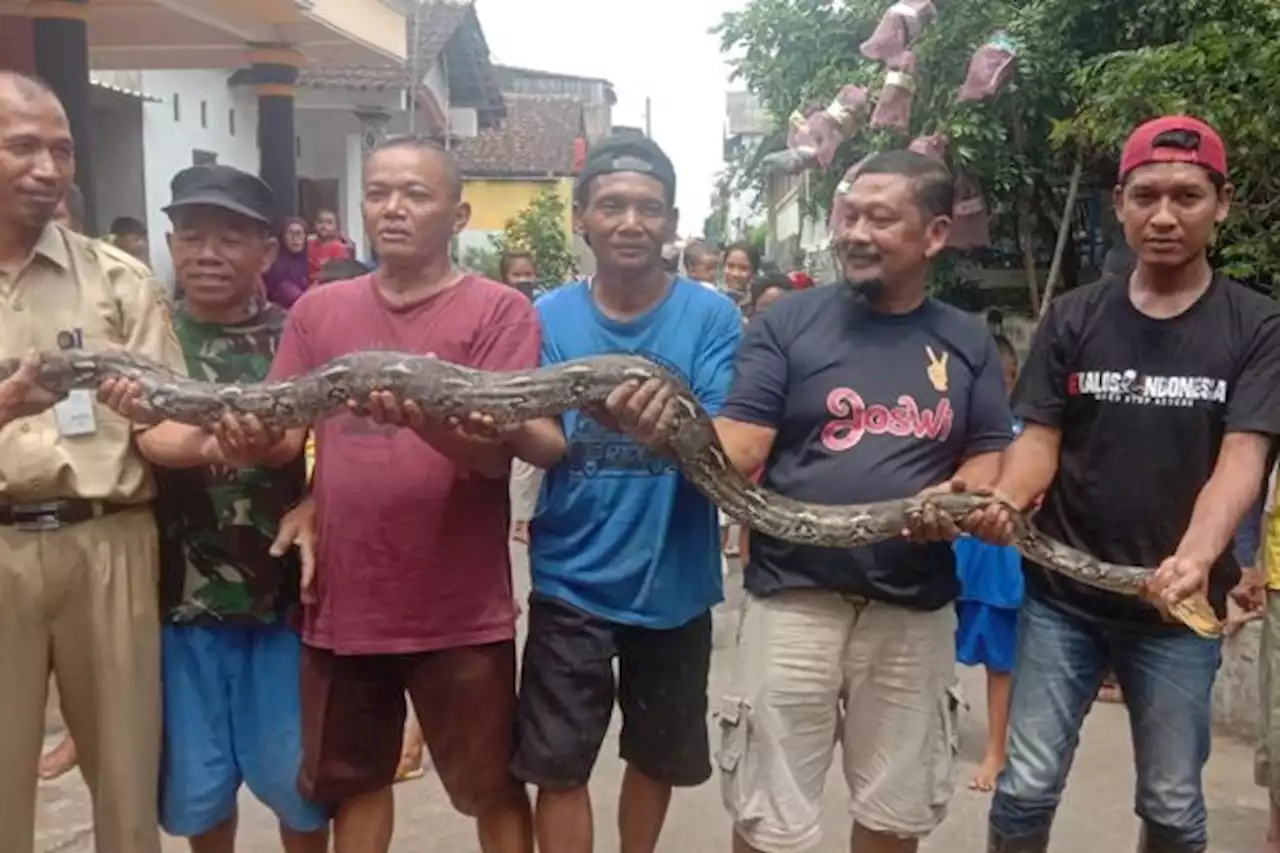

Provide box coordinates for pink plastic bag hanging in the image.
[763,104,826,175]
[870,70,917,131]
[860,0,936,64]
[948,172,992,248]
[957,31,1018,102]
[806,85,870,168]
[908,133,949,162]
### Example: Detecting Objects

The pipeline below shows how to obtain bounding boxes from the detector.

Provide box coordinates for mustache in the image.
[837,241,881,262]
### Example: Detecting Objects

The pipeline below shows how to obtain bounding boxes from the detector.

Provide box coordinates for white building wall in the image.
[138,69,260,287]
[90,101,146,229]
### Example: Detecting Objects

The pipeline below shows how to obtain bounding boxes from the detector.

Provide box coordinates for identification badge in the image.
[53,389,98,437]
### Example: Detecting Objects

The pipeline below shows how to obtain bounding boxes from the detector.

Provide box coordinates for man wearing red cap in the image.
[965,116,1280,852]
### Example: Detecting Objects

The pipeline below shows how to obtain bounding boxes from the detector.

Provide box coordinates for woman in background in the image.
[263,218,309,309]
[722,240,760,312]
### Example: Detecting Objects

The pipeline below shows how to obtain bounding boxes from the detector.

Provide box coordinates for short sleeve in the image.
[1226,311,1280,436]
[470,292,542,372]
[1013,299,1073,428]
[964,335,1014,455]
[690,300,743,416]
[113,266,186,377]
[267,302,314,382]
[719,309,789,428]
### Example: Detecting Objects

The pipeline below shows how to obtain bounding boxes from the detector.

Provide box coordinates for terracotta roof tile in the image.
[452,95,584,177]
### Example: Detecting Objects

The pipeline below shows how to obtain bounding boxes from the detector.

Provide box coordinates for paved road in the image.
[36,550,1268,852]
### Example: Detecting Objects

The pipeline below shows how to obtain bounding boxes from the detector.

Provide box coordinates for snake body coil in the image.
[1,349,1221,637]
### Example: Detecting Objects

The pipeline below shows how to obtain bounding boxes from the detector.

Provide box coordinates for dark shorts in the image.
[511,593,713,790]
[299,641,524,814]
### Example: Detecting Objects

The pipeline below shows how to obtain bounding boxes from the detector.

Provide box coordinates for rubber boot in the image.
[1136,825,1207,853]
[987,826,1050,852]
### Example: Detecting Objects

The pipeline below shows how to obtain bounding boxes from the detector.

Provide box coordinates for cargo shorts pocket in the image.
[716,696,753,814]
[930,686,962,808]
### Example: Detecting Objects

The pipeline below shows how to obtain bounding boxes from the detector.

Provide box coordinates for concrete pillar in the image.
[351,107,390,261]
[247,45,302,220]
[28,0,95,232]
[343,132,365,259]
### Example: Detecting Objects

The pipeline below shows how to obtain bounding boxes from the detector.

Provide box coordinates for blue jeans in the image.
[989,596,1221,847]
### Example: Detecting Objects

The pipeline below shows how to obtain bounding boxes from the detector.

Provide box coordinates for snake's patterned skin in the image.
[1,349,1221,637]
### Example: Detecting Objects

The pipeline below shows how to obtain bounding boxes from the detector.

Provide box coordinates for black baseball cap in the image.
[163,164,276,225]
[576,134,677,205]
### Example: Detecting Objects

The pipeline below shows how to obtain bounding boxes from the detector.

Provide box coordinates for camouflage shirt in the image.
[156,302,306,624]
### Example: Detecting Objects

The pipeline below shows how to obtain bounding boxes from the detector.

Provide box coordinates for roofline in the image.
[493,64,614,88]
[459,169,577,180]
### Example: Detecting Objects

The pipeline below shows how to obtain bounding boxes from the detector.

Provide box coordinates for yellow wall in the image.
[462,178,575,235]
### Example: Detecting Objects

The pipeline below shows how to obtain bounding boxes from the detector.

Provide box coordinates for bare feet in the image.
[394,743,424,783]
[968,754,1004,792]
[39,736,78,781]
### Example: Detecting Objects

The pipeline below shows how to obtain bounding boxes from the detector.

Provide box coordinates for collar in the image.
[31,222,71,270]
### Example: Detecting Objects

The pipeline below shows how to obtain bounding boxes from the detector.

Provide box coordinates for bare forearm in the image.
[421,429,512,478]
[510,418,566,469]
[956,451,1001,489]
[992,426,1061,509]
[136,422,216,468]
[713,417,775,477]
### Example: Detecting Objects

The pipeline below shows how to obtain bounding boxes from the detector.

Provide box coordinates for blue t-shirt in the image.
[719,285,1013,610]
[529,278,743,628]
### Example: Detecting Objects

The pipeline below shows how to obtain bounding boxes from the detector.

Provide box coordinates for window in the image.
[192,150,217,167]
[200,101,208,129]
[172,93,180,122]
[229,108,236,137]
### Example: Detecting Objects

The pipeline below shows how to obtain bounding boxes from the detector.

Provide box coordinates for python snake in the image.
[0,349,1222,638]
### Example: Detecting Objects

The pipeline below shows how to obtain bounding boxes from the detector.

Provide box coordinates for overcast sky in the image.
[474,0,744,236]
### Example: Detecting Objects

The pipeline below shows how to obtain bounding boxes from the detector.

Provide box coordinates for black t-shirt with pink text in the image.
[1016,274,1280,628]
[721,286,1013,610]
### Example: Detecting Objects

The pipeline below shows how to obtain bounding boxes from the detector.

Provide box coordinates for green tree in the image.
[716,0,1280,298]
[487,186,577,287]
[1056,17,1280,288]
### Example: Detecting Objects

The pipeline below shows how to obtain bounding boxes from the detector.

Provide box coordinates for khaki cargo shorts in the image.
[717,590,958,853]
[1256,591,1280,798]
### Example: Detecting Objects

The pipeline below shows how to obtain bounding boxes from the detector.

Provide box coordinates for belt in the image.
[0,500,136,531]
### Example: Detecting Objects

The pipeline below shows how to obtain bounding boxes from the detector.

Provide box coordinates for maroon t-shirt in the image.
[269,273,541,654]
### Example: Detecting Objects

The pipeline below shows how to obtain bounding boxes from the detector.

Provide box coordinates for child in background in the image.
[683,240,723,291]
[955,334,1023,792]
[306,208,354,286]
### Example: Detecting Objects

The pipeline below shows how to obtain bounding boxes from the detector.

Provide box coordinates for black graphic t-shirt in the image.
[1016,273,1280,628]
[721,285,1013,610]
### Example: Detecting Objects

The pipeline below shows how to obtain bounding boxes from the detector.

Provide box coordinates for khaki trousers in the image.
[0,508,161,853]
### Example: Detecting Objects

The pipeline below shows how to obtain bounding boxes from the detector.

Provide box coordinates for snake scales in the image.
[1,349,1221,638]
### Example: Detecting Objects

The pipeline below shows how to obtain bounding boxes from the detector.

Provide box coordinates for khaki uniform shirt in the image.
[0,223,187,505]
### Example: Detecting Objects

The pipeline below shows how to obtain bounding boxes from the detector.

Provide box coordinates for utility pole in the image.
[644,97,652,137]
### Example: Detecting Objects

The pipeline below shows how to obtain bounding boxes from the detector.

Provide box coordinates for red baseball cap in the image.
[1119,116,1228,182]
